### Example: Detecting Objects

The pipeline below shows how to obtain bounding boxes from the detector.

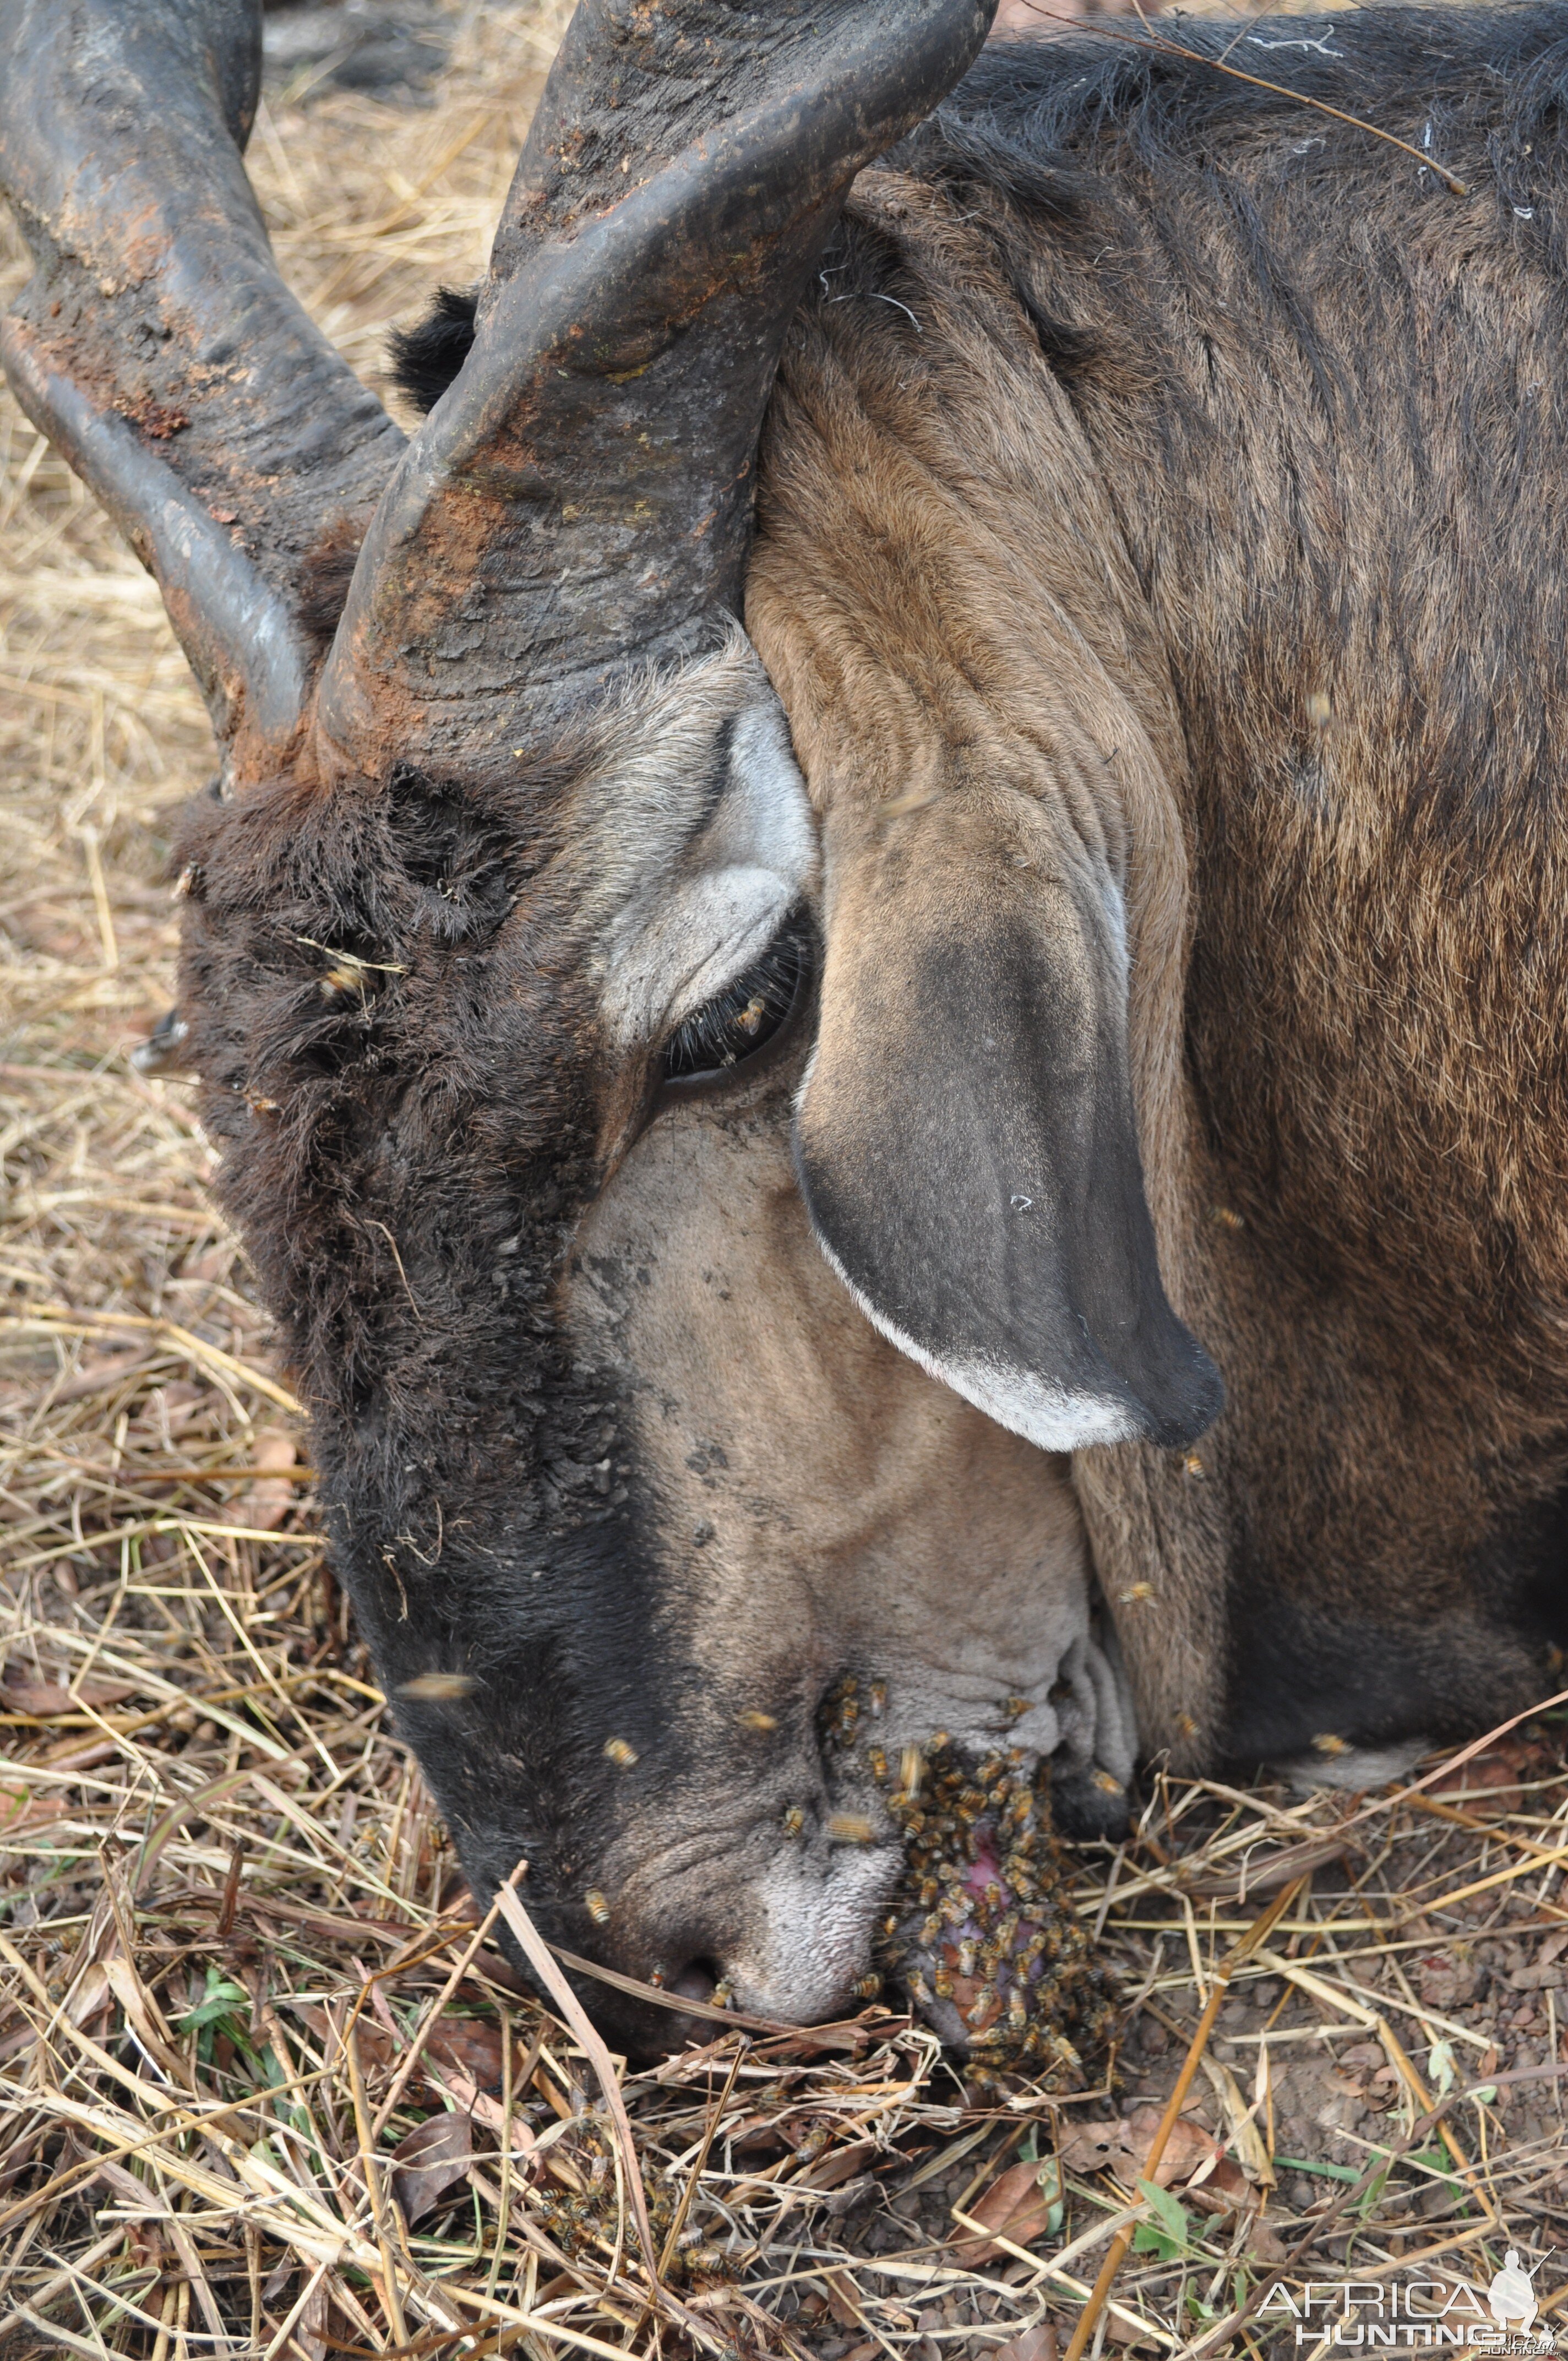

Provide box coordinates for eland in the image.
[5,0,1567,2041]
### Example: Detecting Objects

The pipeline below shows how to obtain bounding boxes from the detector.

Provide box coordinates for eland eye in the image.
[662,910,814,1087]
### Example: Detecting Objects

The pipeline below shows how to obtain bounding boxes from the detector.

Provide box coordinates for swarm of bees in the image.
[819,1677,1118,2091]
[527,2115,741,2287]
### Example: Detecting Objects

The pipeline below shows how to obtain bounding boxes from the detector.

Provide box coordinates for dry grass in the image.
[3,4,1567,2356]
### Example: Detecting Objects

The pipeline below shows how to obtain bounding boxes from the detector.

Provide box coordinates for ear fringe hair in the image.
[388,286,479,414]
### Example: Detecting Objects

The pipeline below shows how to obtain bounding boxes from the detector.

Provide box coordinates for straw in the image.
[4,3,1562,2354]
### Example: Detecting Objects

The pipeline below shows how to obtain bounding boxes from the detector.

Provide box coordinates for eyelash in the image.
[661,910,814,1085]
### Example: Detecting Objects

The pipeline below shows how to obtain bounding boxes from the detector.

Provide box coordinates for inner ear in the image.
[793,790,1221,1454]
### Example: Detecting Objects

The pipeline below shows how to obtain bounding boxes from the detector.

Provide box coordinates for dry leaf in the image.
[291,2003,515,2095]
[1058,2119,1131,2175]
[1061,2107,1221,2193]
[824,2267,864,2328]
[64,1961,113,2032]
[2,1675,137,1713]
[426,2015,509,2088]
[1116,2105,1222,2190]
[1185,2155,1258,2219]
[1199,2054,1273,2187]
[104,1955,188,2083]
[994,2329,1058,2361]
[803,2139,876,2191]
[952,2159,1060,2264]
[293,2272,329,2361]
[1415,1949,1480,2009]
[239,1424,298,1531]
[389,2109,475,2224]
[1509,1957,1566,1991]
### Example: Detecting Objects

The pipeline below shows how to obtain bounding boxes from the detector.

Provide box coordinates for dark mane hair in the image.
[387,284,478,414]
[910,5,1568,198]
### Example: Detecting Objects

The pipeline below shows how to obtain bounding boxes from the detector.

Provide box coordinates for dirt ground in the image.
[3,3,1566,2356]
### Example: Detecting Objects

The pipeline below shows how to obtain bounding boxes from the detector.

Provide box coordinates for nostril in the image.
[668,1958,718,2007]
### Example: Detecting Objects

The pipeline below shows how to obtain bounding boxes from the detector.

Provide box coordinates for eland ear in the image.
[793,791,1221,1455]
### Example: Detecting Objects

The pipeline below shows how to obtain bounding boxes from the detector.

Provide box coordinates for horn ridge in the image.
[319,0,995,779]
[0,0,405,776]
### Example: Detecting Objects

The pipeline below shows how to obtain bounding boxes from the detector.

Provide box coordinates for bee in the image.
[1001,1695,1030,1722]
[1183,1452,1205,1478]
[864,1746,889,1785]
[899,1745,925,1798]
[649,1964,666,1988]
[906,1971,933,2009]
[602,1736,638,1767]
[584,1889,611,1925]
[1008,1985,1029,2031]
[1119,1581,1157,1605]
[918,1913,944,1949]
[738,1709,777,1733]
[711,1977,736,2010]
[826,1811,873,1845]
[781,1803,805,1838]
[1174,1710,1200,1743]
[397,1672,477,1701]
[868,1679,887,1718]
[1313,1732,1349,1756]
[965,1985,998,2029]
[852,1972,881,2001]
[1093,1769,1123,1796]
[940,1890,970,1928]
[957,1939,977,1979]
[1211,1204,1245,1232]
[881,1913,901,1940]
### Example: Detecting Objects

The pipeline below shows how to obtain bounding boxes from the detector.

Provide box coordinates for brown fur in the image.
[744,17,1568,1764]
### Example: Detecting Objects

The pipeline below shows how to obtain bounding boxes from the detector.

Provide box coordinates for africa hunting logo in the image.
[1257,2251,1558,2351]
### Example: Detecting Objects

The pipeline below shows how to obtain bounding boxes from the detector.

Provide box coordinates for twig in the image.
[1062,1877,1306,2361]
[492,1879,663,2294]
[370,1862,528,2140]
[658,2044,745,2277]
[347,2018,410,2344]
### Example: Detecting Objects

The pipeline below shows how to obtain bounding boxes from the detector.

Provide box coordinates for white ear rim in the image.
[808,1225,1141,1453]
